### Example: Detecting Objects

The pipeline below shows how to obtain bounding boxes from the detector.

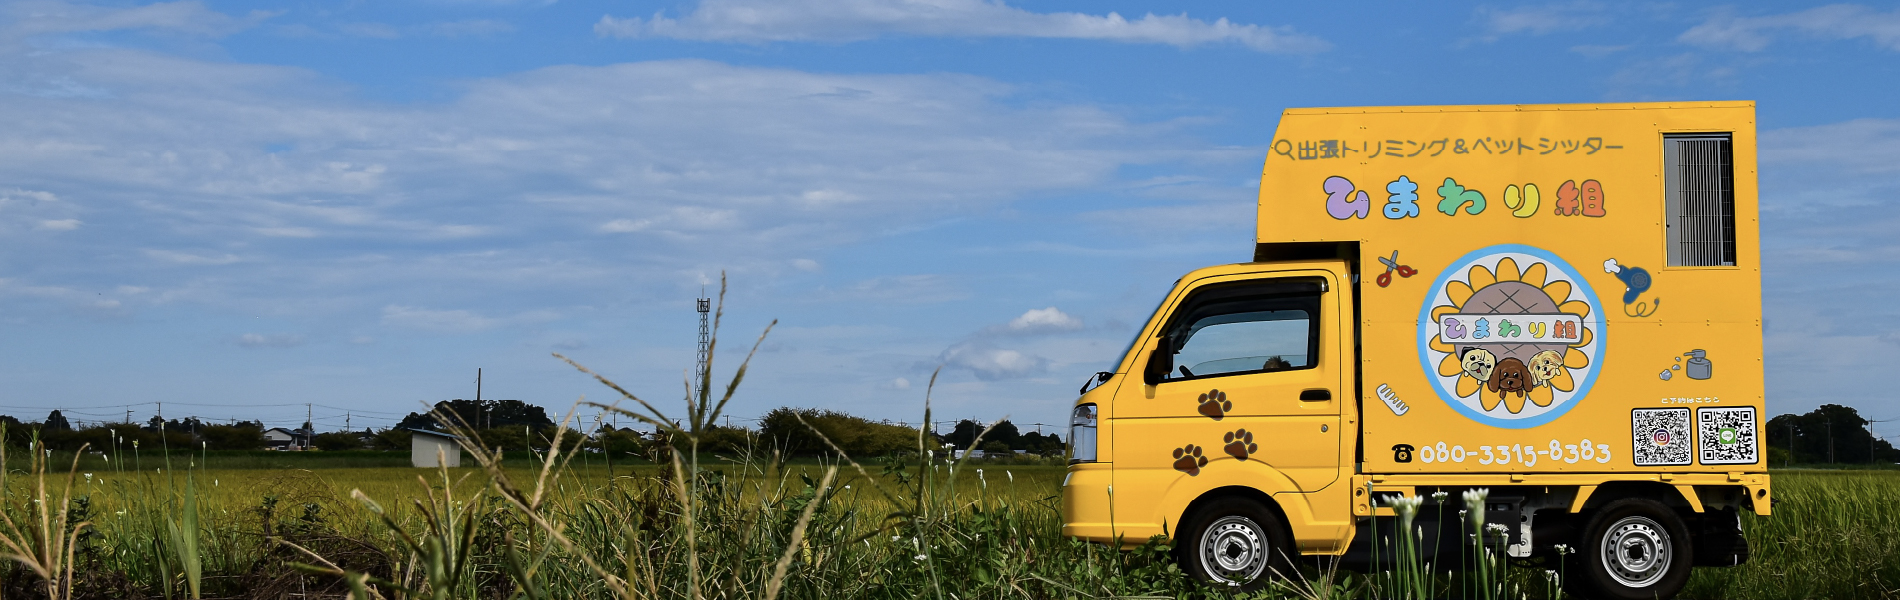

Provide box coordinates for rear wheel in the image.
[1568,498,1694,600]
[1176,496,1293,592]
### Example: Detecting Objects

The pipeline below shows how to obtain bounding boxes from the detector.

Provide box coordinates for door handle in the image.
[1299,389,1332,401]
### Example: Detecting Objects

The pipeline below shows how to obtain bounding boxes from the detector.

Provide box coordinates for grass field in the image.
[2,314,1891,599]
[2,436,1895,600]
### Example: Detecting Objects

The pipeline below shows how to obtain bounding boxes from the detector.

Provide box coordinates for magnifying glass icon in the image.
[1272,139,1293,159]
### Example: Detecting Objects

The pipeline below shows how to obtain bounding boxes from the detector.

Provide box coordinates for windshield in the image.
[1112,290,1170,373]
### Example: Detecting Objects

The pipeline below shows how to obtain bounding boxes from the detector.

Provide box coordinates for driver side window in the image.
[1157,279,1321,382]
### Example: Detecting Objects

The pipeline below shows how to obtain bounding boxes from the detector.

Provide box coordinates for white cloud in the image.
[339,22,400,39]
[594,0,1327,52]
[1477,2,1610,37]
[143,249,241,265]
[236,332,303,348]
[791,258,821,272]
[1680,4,1900,52]
[821,275,965,304]
[2,0,268,39]
[423,19,514,38]
[0,188,83,233]
[1762,118,1900,174]
[1003,306,1082,334]
[0,46,1221,320]
[380,305,498,333]
[940,341,1046,380]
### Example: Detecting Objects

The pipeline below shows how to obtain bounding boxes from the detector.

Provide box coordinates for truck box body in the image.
[1060,102,1768,597]
[1260,102,1764,475]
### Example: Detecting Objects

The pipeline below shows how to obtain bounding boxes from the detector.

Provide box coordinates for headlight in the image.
[1069,403,1097,463]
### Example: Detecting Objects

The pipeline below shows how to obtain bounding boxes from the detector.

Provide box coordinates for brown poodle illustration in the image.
[1488,357,1530,401]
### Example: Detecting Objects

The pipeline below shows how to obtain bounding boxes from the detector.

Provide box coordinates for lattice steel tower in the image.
[693,295,711,401]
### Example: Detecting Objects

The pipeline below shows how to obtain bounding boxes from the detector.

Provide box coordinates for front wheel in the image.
[1176,496,1293,592]
[1568,498,1694,600]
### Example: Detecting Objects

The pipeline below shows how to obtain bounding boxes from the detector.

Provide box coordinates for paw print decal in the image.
[1223,429,1257,461]
[1172,444,1208,476]
[1196,389,1232,420]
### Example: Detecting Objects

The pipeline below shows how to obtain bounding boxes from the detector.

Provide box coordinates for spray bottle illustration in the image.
[1660,349,1713,381]
[1603,258,1661,317]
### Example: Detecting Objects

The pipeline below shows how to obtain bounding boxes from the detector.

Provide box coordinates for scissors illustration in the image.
[1376,251,1416,288]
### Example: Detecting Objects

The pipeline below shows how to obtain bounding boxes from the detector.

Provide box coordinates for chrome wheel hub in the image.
[1600,515,1672,588]
[1199,516,1269,585]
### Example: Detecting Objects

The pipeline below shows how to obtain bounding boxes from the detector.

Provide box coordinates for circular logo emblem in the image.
[1416,244,1605,428]
[1653,429,1673,446]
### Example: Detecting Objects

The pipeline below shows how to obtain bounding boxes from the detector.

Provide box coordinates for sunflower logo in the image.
[1417,245,1605,428]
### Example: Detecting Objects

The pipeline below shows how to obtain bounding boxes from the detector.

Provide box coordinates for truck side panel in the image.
[1259,103,1765,477]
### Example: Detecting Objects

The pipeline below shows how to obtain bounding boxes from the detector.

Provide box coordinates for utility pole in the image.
[1787,421,1795,467]
[469,368,478,429]
[1868,418,1895,465]
[694,295,711,401]
[1827,419,1835,464]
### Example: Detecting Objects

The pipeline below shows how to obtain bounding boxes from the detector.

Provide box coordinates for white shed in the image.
[408,429,463,468]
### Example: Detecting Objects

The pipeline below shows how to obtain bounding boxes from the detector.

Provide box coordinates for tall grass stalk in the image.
[0,431,88,600]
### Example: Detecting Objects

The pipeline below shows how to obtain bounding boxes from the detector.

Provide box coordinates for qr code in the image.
[1698,407,1758,465]
[1631,408,1692,466]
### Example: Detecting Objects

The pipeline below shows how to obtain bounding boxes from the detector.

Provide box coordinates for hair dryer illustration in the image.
[1603,258,1661,317]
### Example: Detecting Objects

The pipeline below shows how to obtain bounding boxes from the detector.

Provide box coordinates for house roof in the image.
[405,427,463,440]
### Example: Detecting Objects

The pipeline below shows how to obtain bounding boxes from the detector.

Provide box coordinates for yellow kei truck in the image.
[1061,102,1768,600]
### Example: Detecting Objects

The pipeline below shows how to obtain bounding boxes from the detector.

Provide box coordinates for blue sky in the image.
[1,0,1897,437]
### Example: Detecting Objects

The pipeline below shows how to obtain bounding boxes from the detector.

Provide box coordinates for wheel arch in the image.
[1154,459,1305,539]
[1575,481,1701,513]
[1176,485,1294,541]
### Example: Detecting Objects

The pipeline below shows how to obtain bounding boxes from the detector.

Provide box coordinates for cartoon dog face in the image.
[1489,357,1530,399]
[1460,347,1496,383]
[1527,350,1563,387]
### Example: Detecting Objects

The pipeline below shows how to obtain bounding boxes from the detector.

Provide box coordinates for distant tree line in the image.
[0,400,1069,461]
[1767,403,1900,465]
[0,410,282,451]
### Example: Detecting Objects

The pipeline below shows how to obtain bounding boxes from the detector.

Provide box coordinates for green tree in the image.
[369,428,413,451]
[311,431,364,451]
[200,423,266,450]
[399,399,555,431]
[1766,404,1900,464]
[759,407,927,458]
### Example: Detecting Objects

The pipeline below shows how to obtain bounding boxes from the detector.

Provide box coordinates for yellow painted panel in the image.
[1261,102,1764,476]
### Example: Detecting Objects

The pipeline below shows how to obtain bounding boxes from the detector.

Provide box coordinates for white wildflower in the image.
[1462,488,1490,510]
[1384,494,1424,518]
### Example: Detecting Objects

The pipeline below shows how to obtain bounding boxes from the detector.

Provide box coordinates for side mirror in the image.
[1144,335,1173,386]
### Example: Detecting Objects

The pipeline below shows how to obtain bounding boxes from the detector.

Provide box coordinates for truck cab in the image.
[1062,102,1771,600]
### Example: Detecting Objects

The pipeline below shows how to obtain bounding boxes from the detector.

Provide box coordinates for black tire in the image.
[1567,498,1694,600]
[1175,496,1294,592]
